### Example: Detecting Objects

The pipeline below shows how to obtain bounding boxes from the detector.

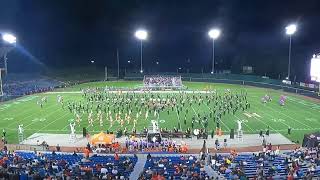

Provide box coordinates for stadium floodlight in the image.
[285,24,297,35]
[135,29,148,73]
[1,33,17,75]
[208,29,220,40]
[135,30,148,40]
[208,28,221,74]
[285,24,297,80]
[128,60,131,63]
[2,33,17,44]
[156,61,159,65]
[91,60,94,64]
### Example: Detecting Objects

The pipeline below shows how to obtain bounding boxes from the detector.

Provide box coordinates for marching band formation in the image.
[50,88,251,138]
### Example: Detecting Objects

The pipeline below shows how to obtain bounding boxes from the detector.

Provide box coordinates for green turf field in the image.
[1,81,320,144]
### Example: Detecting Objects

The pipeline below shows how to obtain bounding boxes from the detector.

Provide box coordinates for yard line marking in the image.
[264,103,312,129]
[252,95,313,129]
[203,103,239,132]
[201,104,231,131]
[251,95,312,129]
[24,108,67,129]
[190,105,206,129]
[244,110,278,132]
[285,98,320,126]
[34,113,70,133]
[6,102,60,128]
[249,100,291,129]
[5,95,74,129]
[0,96,40,116]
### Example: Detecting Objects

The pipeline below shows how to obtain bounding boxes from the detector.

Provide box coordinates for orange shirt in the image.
[151,175,165,180]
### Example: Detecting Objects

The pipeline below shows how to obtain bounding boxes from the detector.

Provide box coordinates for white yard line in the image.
[6,102,60,128]
[285,99,320,127]
[174,107,182,129]
[244,110,278,133]
[251,95,313,129]
[24,108,67,129]
[249,101,291,129]
[190,106,206,129]
[35,113,70,133]
[264,103,312,129]
[5,95,74,129]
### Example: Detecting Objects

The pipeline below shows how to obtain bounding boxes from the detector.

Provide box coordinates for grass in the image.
[1,81,320,144]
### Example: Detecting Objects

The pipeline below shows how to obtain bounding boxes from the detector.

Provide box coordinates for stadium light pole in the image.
[208,29,220,74]
[135,29,148,73]
[285,24,297,80]
[2,33,17,75]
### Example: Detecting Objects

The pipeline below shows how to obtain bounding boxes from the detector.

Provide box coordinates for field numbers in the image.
[305,118,316,122]
[3,117,13,121]
[271,118,285,123]
[243,112,262,118]
[32,118,46,122]
[159,119,166,123]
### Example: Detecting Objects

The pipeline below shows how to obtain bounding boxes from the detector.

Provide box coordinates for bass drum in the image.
[193,129,200,136]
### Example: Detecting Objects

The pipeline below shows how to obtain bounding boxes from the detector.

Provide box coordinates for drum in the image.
[193,129,200,136]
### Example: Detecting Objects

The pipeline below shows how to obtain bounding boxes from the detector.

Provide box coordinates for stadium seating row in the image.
[1,147,319,179]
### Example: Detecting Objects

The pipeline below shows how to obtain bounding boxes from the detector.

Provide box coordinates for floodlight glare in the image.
[2,33,17,44]
[208,29,220,39]
[140,69,143,73]
[135,30,148,40]
[211,71,214,74]
[285,24,297,35]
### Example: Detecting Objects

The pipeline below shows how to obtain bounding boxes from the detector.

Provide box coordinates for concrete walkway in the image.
[130,154,147,180]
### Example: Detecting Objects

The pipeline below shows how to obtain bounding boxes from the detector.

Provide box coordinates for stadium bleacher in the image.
[1,147,320,179]
[211,149,320,179]
[2,74,63,97]
[0,151,137,179]
[139,155,208,179]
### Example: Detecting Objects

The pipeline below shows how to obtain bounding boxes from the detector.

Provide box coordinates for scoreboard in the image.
[310,54,320,82]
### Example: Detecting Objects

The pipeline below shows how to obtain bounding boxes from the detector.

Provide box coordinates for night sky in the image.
[1,0,320,80]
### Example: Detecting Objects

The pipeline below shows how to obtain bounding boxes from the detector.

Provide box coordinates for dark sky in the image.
[0,0,320,80]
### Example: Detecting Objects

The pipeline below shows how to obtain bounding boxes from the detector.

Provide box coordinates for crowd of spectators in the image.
[2,74,62,97]
[210,146,320,179]
[2,144,320,179]
[0,148,137,180]
[144,76,182,88]
[139,154,208,180]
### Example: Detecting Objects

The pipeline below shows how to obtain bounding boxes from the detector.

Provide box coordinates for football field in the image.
[1,81,320,144]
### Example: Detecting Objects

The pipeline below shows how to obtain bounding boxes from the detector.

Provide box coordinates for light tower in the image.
[135,29,148,73]
[208,29,221,74]
[1,33,17,75]
[285,24,297,80]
